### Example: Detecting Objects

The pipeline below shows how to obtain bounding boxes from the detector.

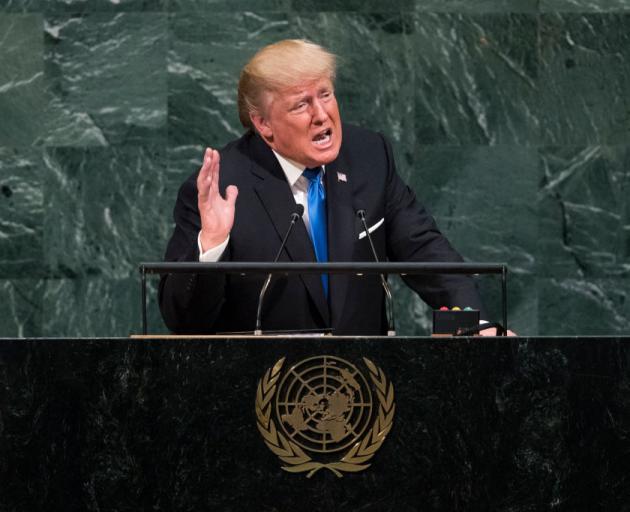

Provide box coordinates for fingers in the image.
[208,149,221,195]
[197,148,213,201]
[225,184,239,206]
[197,148,236,209]
[197,148,220,201]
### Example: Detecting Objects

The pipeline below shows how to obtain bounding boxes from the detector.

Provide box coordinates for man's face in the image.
[251,77,342,168]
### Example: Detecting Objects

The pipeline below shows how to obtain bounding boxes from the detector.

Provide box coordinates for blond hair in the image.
[237,39,337,129]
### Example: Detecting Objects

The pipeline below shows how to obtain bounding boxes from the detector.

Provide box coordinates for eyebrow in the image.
[288,86,332,101]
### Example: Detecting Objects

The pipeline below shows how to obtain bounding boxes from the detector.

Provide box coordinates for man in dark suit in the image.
[159,39,487,335]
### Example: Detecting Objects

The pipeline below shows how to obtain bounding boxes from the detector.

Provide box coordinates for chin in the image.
[310,139,342,166]
[316,150,340,166]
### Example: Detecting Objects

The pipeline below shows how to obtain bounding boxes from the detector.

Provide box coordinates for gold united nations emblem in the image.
[255,355,395,478]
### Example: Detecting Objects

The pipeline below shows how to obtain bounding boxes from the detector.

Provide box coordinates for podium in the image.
[141,261,510,335]
[1,335,629,511]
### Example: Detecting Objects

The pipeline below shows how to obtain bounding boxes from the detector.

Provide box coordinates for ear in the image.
[250,112,273,140]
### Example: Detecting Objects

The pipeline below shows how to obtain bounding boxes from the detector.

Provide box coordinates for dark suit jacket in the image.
[159,124,483,335]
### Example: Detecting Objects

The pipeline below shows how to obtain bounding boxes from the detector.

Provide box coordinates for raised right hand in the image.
[197,147,238,251]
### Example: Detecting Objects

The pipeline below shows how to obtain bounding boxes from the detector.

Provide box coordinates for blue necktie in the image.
[303,167,328,297]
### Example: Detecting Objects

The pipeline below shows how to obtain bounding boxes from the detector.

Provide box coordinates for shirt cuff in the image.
[198,232,229,262]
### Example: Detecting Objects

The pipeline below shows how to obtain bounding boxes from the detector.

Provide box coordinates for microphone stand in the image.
[357,210,396,336]
[255,206,304,335]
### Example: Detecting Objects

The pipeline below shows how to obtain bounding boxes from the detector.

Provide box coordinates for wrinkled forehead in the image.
[261,76,335,110]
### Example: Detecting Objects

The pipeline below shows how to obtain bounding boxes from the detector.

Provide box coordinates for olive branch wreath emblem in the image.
[255,357,395,478]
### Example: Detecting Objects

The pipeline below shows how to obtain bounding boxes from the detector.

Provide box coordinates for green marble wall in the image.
[1,0,629,336]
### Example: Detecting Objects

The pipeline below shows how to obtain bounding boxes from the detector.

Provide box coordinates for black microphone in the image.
[255,204,305,335]
[356,209,396,336]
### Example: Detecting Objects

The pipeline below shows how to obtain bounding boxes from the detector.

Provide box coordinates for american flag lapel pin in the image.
[337,171,347,183]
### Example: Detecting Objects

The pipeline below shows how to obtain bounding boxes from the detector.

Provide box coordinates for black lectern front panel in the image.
[0,337,628,511]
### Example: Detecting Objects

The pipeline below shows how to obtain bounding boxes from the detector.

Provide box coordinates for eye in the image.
[320,90,333,101]
[291,101,307,112]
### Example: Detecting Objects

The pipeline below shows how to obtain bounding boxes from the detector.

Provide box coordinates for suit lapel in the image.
[249,135,330,326]
[325,154,355,327]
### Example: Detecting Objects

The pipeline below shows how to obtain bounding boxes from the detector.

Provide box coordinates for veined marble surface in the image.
[0,0,629,336]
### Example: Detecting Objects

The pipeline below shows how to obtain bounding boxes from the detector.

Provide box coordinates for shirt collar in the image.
[272,150,325,187]
[272,150,305,188]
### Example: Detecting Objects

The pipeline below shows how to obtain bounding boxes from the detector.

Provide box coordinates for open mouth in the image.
[312,128,332,146]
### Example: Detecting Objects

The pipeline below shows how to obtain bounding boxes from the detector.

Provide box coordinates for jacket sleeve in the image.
[380,134,486,314]
[158,175,228,333]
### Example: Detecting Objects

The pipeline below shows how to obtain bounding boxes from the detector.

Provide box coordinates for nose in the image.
[311,98,328,123]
